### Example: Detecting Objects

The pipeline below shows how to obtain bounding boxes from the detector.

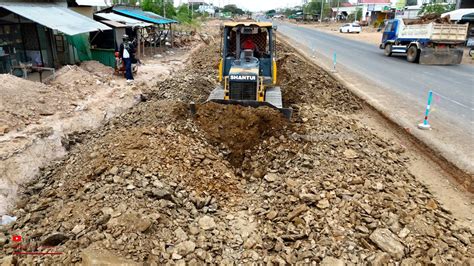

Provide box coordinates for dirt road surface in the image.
[0,27,472,264]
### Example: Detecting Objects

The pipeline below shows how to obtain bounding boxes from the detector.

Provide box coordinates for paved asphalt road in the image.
[276,22,474,132]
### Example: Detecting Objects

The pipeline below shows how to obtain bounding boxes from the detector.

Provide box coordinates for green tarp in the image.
[66,34,92,61]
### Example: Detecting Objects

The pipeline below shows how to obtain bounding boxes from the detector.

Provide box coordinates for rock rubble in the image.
[1,35,472,265]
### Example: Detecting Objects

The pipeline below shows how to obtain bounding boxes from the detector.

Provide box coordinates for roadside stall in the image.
[92,12,152,67]
[110,6,178,57]
[0,2,109,79]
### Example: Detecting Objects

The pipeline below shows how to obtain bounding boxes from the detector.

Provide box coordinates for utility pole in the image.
[163,0,166,17]
[320,0,324,23]
[336,0,340,21]
[355,0,359,22]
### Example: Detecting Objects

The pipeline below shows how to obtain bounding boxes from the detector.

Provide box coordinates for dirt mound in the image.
[196,102,287,166]
[0,62,117,134]
[52,65,99,86]
[80,60,114,77]
[277,49,361,114]
[0,74,66,132]
[405,13,451,25]
[146,37,220,103]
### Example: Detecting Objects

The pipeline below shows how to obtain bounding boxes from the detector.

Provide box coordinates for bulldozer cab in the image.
[219,22,277,83]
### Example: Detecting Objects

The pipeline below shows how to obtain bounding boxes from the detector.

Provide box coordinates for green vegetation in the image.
[347,8,362,21]
[221,4,245,16]
[141,0,176,18]
[266,9,276,17]
[175,4,193,23]
[418,2,455,15]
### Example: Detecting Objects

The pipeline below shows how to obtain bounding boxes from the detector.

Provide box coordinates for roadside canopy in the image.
[0,2,110,35]
[113,7,178,25]
[442,8,474,22]
[75,0,108,7]
[95,12,153,28]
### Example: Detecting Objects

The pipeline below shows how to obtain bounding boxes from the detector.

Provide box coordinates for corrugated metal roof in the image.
[0,2,111,35]
[113,7,178,24]
[95,12,152,27]
[76,0,107,7]
[358,0,390,3]
[100,20,127,28]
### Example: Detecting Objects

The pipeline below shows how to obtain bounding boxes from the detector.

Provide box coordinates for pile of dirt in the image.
[52,65,102,87]
[2,40,473,265]
[146,37,219,103]
[196,102,287,166]
[0,74,67,133]
[277,49,362,114]
[79,60,114,77]
[405,13,451,25]
[0,61,115,134]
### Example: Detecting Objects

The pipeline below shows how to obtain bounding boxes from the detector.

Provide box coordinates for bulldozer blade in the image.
[205,86,292,119]
[207,86,225,101]
[209,99,292,120]
[419,47,464,65]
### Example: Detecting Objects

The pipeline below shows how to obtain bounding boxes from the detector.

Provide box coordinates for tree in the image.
[347,7,362,21]
[141,0,176,18]
[303,0,332,18]
[222,4,244,15]
[175,4,192,23]
[266,9,276,17]
[304,0,322,15]
[281,8,295,17]
[418,2,455,15]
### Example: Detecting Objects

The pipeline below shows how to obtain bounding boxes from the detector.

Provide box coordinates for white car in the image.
[339,23,361,33]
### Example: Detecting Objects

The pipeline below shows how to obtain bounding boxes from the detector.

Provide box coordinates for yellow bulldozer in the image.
[195,21,292,119]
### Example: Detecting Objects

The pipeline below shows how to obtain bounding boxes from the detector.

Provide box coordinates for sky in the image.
[178,0,309,12]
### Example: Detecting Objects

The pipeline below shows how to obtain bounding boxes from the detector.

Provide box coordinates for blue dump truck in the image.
[380,18,468,65]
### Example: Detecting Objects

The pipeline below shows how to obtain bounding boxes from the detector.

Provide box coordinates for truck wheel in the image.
[407,45,420,63]
[384,44,392,56]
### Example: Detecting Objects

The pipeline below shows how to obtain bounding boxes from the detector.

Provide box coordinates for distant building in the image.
[358,0,392,21]
[198,4,216,15]
[394,0,456,19]
[332,3,356,20]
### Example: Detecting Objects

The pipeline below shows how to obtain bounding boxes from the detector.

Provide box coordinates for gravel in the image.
[1,34,472,265]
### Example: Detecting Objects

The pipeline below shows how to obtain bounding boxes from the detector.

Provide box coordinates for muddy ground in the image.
[0,35,473,265]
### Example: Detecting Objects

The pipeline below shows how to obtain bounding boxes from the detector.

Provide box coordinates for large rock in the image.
[174,240,196,256]
[320,256,345,266]
[370,228,405,260]
[198,215,216,230]
[0,232,7,246]
[287,204,308,221]
[368,252,391,266]
[81,248,138,266]
[107,212,152,233]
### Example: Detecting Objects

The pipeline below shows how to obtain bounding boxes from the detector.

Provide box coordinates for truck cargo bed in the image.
[398,23,468,43]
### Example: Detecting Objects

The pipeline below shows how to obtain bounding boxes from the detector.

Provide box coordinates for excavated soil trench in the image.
[195,103,287,167]
[2,38,473,265]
